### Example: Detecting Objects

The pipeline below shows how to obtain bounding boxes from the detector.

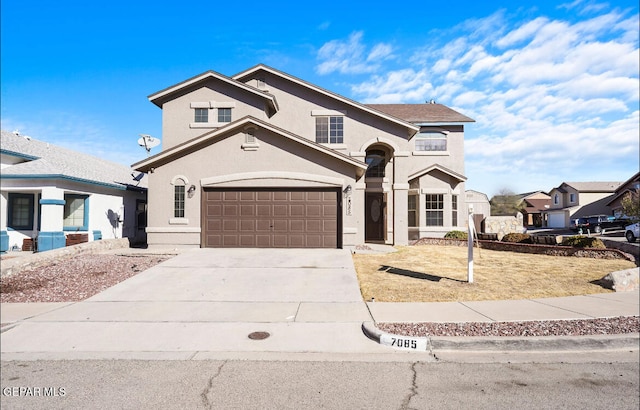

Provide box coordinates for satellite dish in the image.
[138,134,161,155]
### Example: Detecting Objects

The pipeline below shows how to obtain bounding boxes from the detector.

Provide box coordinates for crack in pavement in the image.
[200,361,226,409]
[399,362,419,410]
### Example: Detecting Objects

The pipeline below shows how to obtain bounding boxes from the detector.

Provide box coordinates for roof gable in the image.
[132,116,368,177]
[232,64,420,138]
[408,164,467,182]
[148,70,279,115]
[562,181,622,193]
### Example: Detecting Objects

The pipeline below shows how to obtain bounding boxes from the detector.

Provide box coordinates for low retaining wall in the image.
[1,238,130,278]
[411,237,636,264]
[601,239,640,265]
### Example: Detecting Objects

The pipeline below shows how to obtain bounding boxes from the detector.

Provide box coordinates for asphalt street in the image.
[1,359,638,409]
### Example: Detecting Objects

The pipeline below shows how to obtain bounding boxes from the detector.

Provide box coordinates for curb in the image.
[362,322,640,352]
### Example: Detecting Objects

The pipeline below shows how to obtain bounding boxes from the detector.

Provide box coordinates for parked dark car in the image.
[575,215,627,234]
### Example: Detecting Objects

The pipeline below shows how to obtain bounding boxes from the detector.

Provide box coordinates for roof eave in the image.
[132,116,367,175]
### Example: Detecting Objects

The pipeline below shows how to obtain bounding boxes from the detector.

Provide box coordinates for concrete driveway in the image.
[88,248,364,303]
[1,248,407,360]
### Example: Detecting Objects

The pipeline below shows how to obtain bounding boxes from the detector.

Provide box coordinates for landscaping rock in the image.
[601,267,640,292]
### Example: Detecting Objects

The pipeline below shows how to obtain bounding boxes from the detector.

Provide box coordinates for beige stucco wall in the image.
[145,127,360,247]
[160,81,269,150]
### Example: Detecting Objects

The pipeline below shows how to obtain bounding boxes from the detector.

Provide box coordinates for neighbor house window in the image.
[8,193,34,230]
[63,194,89,230]
[174,182,185,218]
[452,194,458,226]
[569,193,576,203]
[218,108,232,123]
[554,193,559,205]
[194,108,208,123]
[365,150,386,178]
[415,131,447,151]
[408,195,417,227]
[315,116,343,144]
[425,194,444,226]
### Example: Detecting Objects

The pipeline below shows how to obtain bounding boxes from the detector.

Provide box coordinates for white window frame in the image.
[414,130,448,152]
[311,110,346,145]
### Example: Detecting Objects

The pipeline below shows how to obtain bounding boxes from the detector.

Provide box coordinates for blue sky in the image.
[1,0,638,196]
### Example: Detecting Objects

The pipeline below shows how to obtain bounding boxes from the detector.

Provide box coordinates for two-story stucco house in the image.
[544,181,622,228]
[133,64,474,248]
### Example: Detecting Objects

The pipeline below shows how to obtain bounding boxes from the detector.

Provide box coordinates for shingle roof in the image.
[523,198,551,212]
[1,130,146,190]
[366,103,475,124]
[563,181,622,192]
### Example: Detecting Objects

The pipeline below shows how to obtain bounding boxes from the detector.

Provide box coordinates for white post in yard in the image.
[467,205,474,283]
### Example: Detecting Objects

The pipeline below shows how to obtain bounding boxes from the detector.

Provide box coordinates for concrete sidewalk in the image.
[0,248,638,361]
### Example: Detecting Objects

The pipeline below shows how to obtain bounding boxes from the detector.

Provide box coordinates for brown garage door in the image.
[203,188,340,248]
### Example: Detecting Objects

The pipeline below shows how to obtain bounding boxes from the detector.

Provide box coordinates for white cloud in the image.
[316,6,639,195]
[315,31,393,75]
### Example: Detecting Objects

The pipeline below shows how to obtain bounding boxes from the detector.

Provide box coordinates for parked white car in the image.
[625,222,640,243]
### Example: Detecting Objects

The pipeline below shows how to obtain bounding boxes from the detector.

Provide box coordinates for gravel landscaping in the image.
[379,316,640,337]
[0,253,171,303]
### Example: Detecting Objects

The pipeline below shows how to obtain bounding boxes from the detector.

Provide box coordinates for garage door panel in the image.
[240,191,255,200]
[223,219,238,231]
[256,205,271,216]
[290,192,305,201]
[240,205,255,216]
[323,204,337,216]
[256,220,271,231]
[306,220,322,232]
[239,220,255,231]
[223,192,239,201]
[306,205,321,217]
[203,189,339,248]
[223,235,239,247]
[273,205,288,216]
[272,220,288,231]
[239,235,256,246]
[206,204,222,217]
[307,192,322,201]
[290,220,304,231]
[223,205,238,216]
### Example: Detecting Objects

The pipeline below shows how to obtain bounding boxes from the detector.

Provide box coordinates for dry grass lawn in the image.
[352,245,637,302]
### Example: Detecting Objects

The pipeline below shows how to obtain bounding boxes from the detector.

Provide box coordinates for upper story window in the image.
[415,131,447,151]
[194,108,208,123]
[218,108,232,123]
[569,193,576,203]
[365,150,386,178]
[553,193,559,205]
[315,116,343,144]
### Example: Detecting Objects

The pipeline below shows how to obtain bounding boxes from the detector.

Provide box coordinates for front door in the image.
[365,192,384,241]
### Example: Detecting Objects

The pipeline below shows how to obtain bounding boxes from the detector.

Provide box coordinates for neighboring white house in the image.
[1,130,148,253]
[544,181,622,228]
